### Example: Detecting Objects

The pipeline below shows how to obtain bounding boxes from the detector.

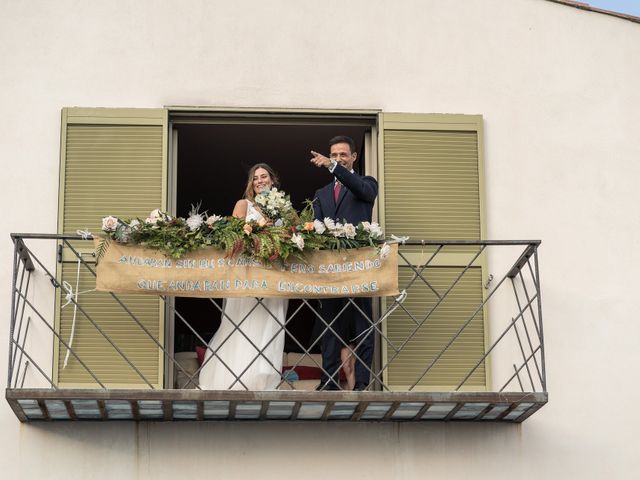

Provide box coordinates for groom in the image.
[310,135,378,390]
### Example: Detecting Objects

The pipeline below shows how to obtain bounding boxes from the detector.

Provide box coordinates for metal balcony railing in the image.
[6,233,546,423]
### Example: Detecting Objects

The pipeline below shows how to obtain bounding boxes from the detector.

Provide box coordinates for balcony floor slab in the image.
[6,388,547,423]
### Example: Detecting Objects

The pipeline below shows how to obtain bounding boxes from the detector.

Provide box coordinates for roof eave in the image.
[545,0,640,24]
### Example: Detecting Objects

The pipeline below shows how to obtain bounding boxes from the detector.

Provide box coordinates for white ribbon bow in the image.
[61,281,75,308]
[61,254,94,368]
[76,229,92,239]
[390,234,410,244]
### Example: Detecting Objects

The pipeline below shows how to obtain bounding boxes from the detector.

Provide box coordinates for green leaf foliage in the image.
[100,203,384,263]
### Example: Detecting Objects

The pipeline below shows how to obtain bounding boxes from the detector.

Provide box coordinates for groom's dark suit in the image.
[312,164,378,389]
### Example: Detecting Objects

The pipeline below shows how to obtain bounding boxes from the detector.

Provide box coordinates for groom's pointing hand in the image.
[310,150,331,168]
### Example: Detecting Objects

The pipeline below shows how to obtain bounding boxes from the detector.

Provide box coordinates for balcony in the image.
[6,233,546,422]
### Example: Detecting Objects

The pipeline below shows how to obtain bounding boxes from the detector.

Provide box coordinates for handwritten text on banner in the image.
[95,240,399,298]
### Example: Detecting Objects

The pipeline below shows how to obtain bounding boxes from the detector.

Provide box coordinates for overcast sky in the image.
[584,0,640,16]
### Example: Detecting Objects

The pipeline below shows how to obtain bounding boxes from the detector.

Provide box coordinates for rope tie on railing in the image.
[351,289,407,342]
[390,235,410,244]
[76,229,92,239]
[62,253,95,369]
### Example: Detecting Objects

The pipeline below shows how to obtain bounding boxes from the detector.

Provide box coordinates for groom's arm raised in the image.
[332,164,378,204]
[310,151,378,204]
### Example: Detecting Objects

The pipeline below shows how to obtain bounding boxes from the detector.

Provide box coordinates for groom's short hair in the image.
[329,135,356,155]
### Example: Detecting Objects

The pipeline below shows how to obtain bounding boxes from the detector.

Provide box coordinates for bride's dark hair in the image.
[243,163,281,202]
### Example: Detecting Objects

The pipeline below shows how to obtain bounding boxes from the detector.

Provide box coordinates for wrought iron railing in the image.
[7,233,545,397]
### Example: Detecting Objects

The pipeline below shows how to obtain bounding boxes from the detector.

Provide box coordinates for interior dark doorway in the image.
[172,121,371,357]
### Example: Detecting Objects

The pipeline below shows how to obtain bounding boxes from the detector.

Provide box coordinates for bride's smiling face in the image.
[252,168,273,194]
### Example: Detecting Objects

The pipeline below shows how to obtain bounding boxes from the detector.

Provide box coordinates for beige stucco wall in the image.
[1,0,639,478]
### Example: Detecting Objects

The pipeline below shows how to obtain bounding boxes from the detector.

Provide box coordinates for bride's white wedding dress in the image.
[199,200,287,390]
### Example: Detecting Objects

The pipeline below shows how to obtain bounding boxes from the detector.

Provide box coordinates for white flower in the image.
[291,233,305,251]
[332,222,345,237]
[186,213,204,231]
[361,221,371,231]
[343,223,356,239]
[313,219,326,234]
[254,187,294,223]
[206,214,222,226]
[120,229,131,243]
[369,222,384,239]
[145,208,164,225]
[129,219,140,230]
[275,219,283,227]
[379,243,391,260]
[323,217,336,230]
[102,216,119,232]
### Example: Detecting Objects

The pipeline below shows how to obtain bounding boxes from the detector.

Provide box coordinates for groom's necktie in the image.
[334,181,341,203]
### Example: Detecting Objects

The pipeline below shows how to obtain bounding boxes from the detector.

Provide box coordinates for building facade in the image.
[1,0,639,478]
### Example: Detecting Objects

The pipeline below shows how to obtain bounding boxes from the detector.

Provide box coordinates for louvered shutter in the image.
[379,113,488,391]
[55,108,167,388]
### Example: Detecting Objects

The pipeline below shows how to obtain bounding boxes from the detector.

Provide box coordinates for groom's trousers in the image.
[318,297,374,389]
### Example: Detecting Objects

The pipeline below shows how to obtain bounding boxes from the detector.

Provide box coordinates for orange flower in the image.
[303,222,314,231]
[243,224,253,235]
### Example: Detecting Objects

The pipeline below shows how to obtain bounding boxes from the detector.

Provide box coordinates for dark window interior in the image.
[173,122,369,354]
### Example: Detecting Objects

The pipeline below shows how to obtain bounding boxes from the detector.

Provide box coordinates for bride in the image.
[199,163,288,391]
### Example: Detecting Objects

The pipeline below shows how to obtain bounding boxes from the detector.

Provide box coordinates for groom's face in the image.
[330,142,357,171]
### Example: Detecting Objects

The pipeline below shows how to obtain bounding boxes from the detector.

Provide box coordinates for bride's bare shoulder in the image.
[232,199,248,218]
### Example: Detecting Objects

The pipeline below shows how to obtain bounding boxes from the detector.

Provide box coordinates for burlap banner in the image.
[95,240,399,298]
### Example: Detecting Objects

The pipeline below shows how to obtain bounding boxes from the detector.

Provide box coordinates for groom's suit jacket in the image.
[312,164,378,225]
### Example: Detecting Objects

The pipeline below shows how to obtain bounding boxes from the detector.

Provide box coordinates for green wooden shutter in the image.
[379,113,488,391]
[55,108,167,388]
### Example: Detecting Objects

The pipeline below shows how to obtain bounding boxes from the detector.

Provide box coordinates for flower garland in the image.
[99,199,386,264]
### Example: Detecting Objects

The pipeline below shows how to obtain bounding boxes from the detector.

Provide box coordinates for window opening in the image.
[170,117,375,389]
